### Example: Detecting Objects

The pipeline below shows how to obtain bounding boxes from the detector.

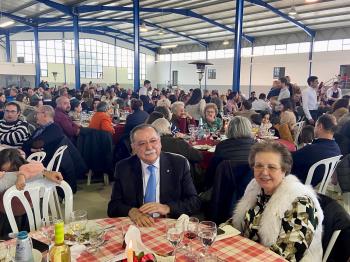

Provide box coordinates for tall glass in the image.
[41,216,57,245]
[198,221,217,258]
[70,210,88,243]
[184,217,199,242]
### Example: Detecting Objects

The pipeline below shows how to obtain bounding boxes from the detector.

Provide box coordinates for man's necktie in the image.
[144,165,156,203]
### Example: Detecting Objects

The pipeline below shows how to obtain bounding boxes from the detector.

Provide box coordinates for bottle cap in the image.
[17,231,28,240]
[54,220,65,244]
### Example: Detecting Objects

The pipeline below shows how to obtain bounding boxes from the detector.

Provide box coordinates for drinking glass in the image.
[41,216,57,245]
[70,210,88,243]
[88,228,105,252]
[184,217,199,242]
[269,128,276,137]
[198,221,217,258]
[166,222,184,255]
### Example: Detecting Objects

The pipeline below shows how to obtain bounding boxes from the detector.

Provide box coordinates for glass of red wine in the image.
[184,217,199,242]
[198,221,217,258]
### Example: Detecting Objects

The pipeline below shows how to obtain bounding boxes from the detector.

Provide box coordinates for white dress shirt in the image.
[140,158,160,203]
[139,86,148,96]
[302,86,318,120]
[252,99,271,111]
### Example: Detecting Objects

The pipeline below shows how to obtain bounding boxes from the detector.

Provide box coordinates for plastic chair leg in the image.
[87,170,92,186]
[103,174,109,186]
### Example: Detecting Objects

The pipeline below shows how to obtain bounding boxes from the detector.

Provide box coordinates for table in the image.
[19,217,285,262]
[113,123,126,144]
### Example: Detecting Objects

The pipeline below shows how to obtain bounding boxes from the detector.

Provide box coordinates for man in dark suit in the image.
[123,98,149,135]
[23,105,65,163]
[292,114,341,186]
[108,124,201,227]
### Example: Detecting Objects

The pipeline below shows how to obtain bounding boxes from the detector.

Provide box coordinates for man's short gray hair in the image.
[97,101,109,112]
[152,118,171,135]
[171,101,184,114]
[55,96,67,107]
[226,116,252,139]
[130,124,160,144]
[40,105,55,119]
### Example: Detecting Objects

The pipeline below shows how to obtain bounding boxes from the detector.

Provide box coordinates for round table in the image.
[20,217,286,262]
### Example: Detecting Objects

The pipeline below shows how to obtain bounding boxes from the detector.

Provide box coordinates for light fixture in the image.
[288,6,297,16]
[223,40,229,45]
[0,20,15,28]
[158,29,164,35]
[305,0,318,2]
[161,44,178,49]
[140,22,148,32]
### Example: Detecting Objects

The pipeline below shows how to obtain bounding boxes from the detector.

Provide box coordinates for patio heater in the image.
[52,72,58,88]
[188,60,213,90]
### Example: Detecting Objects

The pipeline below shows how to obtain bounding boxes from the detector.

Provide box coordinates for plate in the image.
[192,145,212,150]
[64,222,102,245]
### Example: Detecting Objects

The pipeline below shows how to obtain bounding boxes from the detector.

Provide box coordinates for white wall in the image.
[155,50,350,95]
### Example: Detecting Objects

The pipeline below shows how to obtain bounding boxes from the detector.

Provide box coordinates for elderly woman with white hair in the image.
[152,118,202,164]
[170,101,195,134]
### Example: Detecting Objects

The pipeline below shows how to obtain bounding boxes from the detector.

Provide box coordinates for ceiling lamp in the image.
[158,29,164,35]
[140,22,148,32]
[161,44,178,49]
[288,6,297,16]
[223,40,229,45]
[0,20,15,28]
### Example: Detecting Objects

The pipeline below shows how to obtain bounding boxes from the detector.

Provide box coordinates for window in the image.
[299,42,311,53]
[208,69,216,79]
[275,44,287,55]
[328,39,343,51]
[273,67,285,79]
[264,45,275,55]
[343,39,350,50]
[287,43,299,54]
[314,41,328,52]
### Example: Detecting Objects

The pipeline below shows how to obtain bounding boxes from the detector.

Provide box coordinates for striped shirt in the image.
[0,119,30,147]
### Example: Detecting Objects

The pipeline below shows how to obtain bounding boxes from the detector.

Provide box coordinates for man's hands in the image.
[128,208,154,227]
[128,203,171,227]
[308,118,315,125]
[139,203,170,216]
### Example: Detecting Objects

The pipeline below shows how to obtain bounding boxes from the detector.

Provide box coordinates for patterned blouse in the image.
[242,193,319,262]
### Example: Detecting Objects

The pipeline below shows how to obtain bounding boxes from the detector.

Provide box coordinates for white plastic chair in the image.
[322,230,341,262]
[3,179,73,233]
[26,151,46,162]
[305,155,342,194]
[47,145,68,172]
[344,192,350,213]
[293,121,305,146]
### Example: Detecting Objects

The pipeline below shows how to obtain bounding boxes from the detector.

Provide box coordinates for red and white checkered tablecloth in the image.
[77,217,285,262]
[17,217,285,262]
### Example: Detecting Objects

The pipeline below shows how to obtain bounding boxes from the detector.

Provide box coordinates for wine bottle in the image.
[49,220,71,262]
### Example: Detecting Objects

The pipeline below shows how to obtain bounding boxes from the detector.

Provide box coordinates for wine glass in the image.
[184,217,199,242]
[41,216,57,245]
[88,228,105,253]
[166,222,184,255]
[198,221,217,258]
[70,210,88,243]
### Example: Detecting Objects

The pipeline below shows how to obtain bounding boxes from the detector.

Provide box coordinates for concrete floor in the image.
[73,181,112,220]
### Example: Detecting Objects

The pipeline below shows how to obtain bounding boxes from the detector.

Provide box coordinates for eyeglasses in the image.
[5,110,18,114]
[253,164,281,173]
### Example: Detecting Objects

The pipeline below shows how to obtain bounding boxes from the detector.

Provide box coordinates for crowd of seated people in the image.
[0,75,349,260]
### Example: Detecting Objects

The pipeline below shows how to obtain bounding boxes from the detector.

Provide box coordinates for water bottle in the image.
[197,118,204,139]
[15,231,34,262]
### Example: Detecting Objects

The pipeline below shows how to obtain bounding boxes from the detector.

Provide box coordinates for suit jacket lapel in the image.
[131,157,143,206]
[160,153,172,203]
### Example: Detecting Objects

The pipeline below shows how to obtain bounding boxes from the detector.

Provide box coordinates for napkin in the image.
[70,244,87,262]
[216,224,241,241]
[114,225,152,261]
[176,214,189,231]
